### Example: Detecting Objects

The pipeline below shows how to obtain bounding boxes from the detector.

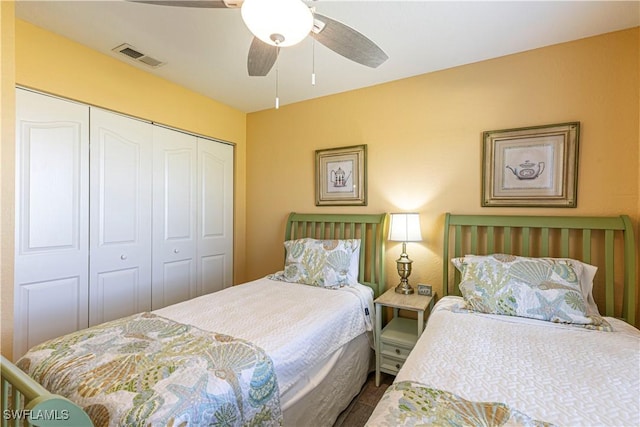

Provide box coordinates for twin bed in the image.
[2,212,387,427]
[2,212,639,427]
[367,213,639,426]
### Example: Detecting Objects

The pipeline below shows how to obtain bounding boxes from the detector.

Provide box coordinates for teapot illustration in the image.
[506,160,545,180]
[330,167,352,187]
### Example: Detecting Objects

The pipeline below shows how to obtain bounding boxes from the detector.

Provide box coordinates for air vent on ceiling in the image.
[112,43,166,68]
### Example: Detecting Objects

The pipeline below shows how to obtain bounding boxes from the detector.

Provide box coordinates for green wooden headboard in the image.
[443,213,637,325]
[285,213,388,297]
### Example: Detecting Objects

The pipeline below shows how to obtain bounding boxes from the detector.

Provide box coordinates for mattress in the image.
[368,296,640,426]
[155,276,374,407]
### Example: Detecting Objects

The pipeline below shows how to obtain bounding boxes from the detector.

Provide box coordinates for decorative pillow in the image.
[273,238,361,288]
[461,254,600,316]
[452,254,611,331]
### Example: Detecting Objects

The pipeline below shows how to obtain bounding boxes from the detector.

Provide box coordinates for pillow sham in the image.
[452,254,611,331]
[273,238,361,288]
[460,254,600,316]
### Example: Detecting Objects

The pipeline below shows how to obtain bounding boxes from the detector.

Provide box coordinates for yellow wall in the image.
[246,28,640,318]
[1,18,248,358]
[1,1,16,359]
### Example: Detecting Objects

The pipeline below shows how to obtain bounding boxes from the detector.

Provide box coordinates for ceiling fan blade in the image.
[247,37,278,76]
[128,0,238,8]
[310,13,388,68]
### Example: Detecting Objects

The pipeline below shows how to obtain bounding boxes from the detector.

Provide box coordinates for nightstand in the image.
[374,287,434,386]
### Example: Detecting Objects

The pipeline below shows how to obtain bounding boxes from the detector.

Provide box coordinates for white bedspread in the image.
[392,296,640,426]
[154,277,374,400]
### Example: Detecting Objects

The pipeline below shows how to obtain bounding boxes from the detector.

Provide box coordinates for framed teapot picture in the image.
[482,122,579,207]
[315,145,367,206]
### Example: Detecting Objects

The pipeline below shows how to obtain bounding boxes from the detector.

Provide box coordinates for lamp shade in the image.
[241,0,314,47]
[388,213,422,242]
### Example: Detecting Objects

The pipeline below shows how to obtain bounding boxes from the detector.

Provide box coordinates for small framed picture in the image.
[482,122,579,207]
[315,145,367,206]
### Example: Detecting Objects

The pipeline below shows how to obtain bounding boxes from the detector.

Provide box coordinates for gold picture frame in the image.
[315,145,367,206]
[482,122,580,207]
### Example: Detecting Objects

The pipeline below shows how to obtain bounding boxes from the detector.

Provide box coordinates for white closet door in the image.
[197,138,233,296]
[14,89,89,358]
[89,108,153,326]
[152,126,197,310]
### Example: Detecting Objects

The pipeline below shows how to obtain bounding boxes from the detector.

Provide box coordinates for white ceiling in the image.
[15,1,640,113]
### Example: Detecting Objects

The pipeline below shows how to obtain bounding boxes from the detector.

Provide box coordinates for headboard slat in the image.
[443,213,637,325]
[369,222,378,285]
[605,229,615,316]
[621,216,637,321]
[522,227,531,256]
[470,226,479,254]
[454,225,463,285]
[503,227,512,253]
[487,226,495,252]
[560,228,570,257]
[541,228,550,256]
[582,229,592,264]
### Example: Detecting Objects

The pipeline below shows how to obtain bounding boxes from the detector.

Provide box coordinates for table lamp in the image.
[388,213,422,294]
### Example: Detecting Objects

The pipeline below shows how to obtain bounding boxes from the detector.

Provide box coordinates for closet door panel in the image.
[14,89,89,358]
[200,255,225,295]
[24,128,78,249]
[152,126,197,310]
[19,278,83,351]
[161,260,194,306]
[89,108,152,325]
[197,138,233,296]
[95,269,140,321]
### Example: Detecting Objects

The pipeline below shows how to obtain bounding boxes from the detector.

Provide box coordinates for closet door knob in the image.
[120,255,127,260]
[173,249,179,254]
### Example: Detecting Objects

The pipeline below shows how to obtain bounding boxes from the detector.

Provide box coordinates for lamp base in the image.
[395,282,414,294]
[395,247,414,294]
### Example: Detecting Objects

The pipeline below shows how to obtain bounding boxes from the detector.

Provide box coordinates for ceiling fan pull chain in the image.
[275,46,280,109]
[275,68,279,109]
[311,38,316,86]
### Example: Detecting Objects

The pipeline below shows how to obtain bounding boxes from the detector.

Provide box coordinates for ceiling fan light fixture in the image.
[241,0,313,47]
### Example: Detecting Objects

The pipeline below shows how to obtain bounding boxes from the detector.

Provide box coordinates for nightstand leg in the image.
[375,302,382,386]
[418,311,424,336]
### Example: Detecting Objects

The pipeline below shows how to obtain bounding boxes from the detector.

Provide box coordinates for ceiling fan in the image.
[130,0,389,77]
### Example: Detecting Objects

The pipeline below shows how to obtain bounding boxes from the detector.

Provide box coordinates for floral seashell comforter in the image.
[17,313,282,427]
[366,381,553,427]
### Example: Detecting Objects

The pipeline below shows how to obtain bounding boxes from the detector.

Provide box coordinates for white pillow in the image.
[571,260,599,316]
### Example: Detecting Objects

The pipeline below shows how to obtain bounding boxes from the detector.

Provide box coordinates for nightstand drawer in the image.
[380,355,406,374]
[380,317,420,347]
[380,341,412,360]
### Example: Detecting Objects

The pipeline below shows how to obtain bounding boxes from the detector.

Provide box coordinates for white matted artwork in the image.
[315,145,367,206]
[482,122,579,207]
